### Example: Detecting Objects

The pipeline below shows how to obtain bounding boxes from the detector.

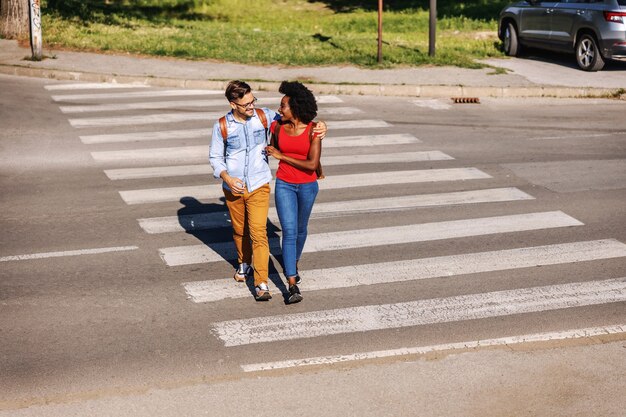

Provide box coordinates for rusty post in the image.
[378,0,383,64]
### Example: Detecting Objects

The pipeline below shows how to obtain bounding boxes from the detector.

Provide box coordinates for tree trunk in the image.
[0,0,29,40]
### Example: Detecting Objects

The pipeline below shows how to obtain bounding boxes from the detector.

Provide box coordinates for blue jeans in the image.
[274,178,319,278]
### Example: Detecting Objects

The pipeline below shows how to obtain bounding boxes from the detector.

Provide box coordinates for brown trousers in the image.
[223,184,270,286]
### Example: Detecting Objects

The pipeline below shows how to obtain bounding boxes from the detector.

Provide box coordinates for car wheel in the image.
[576,34,605,71]
[503,22,521,57]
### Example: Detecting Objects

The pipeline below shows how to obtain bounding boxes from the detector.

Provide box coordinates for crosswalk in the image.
[117,168,492,204]
[103,150,452,180]
[185,240,626,303]
[213,278,626,347]
[137,188,536,234]
[47,81,626,370]
[159,211,584,266]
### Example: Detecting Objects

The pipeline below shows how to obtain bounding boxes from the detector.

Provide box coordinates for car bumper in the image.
[604,42,626,60]
[599,29,626,59]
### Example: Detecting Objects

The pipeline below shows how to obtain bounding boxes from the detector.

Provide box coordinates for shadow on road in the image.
[515,48,626,72]
[177,196,288,299]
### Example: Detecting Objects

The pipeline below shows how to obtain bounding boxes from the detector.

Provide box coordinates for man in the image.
[209,80,326,301]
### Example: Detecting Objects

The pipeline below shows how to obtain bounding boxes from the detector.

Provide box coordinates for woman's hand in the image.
[265,145,283,160]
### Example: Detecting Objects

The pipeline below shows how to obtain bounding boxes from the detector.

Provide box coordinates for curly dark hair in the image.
[279,81,318,124]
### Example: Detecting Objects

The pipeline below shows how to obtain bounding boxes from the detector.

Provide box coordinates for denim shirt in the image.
[209,108,278,193]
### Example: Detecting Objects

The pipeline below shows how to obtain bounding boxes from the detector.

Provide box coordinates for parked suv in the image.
[498,0,626,71]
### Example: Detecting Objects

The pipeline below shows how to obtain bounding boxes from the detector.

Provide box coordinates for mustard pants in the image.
[223,183,270,286]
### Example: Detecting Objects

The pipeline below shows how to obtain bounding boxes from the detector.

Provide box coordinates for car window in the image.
[618,0,626,5]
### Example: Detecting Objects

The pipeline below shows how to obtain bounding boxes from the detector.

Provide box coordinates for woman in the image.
[265,81,322,304]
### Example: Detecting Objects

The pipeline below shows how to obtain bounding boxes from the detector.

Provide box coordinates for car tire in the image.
[576,33,605,71]
[503,22,521,57]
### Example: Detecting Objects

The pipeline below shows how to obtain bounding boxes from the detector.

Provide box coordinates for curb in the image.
[0,63,620,99]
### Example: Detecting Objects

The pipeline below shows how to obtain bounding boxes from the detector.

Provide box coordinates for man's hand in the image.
[221,172,245,194]
[313,121,328,140]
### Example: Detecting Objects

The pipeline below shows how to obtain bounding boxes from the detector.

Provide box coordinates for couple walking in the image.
[209,80,327,303]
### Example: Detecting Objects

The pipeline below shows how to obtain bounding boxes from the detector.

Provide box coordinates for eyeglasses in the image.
[231,97,257,109]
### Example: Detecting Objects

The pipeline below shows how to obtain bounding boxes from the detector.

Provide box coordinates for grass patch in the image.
[41,0,507,68]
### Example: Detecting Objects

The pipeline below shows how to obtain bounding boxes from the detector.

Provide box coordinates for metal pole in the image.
[429,0,436,57]
[29,0,42,60]
[377,0,383,64]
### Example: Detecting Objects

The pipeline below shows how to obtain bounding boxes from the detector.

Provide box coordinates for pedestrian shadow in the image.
[177,196,288,299]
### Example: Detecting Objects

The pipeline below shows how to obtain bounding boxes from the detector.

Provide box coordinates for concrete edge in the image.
[1,330,624,411]
[0,63,621,99]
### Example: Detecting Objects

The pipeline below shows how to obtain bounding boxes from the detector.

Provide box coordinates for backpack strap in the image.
[218,116,228,157]
[219,116,228,143]
[255,108,268,129]
[255,108,270,149]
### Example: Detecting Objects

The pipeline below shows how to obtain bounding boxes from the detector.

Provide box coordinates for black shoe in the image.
[287,277,303,304]
[294,274,302,285]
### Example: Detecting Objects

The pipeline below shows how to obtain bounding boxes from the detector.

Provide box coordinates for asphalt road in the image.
[1,73,625,416]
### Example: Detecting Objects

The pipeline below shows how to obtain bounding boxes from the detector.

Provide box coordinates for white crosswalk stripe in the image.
[118,168,492,204]
[61,100,360,115]
[213,277,626,346]
[69,111,224,128]
[412,99,452,110]
[80,128,211,144]
[90,133,421,159]
[138,188,534,234]
[327,119,390,129]
[0,245,138,262]
[93,146,211,164]
[103,151,453,179]
[70,114,387,128]
[242,324,626,371]
[82,131,419,146]
[53,90,343,102]
[61,99,233,113]
[160,211,583,266]
[105,164,212,180]
[45,82,149,91]
[321,133,420,147]
[52,89,224,102]
[184,239,626,303]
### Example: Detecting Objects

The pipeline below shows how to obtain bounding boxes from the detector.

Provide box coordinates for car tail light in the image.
[604,11,626,23]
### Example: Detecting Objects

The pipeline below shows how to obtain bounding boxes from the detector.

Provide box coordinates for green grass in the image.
[41,0,507,68]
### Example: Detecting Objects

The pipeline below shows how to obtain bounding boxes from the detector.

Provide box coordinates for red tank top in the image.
[272,121,318,184]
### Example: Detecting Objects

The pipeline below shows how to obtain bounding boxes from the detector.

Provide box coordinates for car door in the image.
[519,1,559,42]
[550,0,579,47]
[551,0,588,47]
